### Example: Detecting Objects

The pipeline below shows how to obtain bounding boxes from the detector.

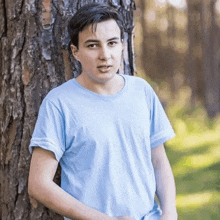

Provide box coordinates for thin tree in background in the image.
[0,0,135,219]
[186,0,203,109]
[139,0,152,78]
[201,0,220,118]
[137,0,220,116]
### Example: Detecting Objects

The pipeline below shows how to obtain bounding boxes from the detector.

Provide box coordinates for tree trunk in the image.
[186,0,203,109]
[201,0,220,118]
[139,0,156,79]
[0,0,135,219]
[166,3,176,96]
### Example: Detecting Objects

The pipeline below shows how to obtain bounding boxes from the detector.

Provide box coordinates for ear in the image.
[119,38,124,52]
[122,39,125,50]
[121,43,124,57]
[70,44,80,61]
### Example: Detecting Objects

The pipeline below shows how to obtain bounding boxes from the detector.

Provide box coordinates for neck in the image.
[76,74,124,95]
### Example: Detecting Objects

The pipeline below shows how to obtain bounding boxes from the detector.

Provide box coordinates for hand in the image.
[115,216,136,220]
[29,196,38,209]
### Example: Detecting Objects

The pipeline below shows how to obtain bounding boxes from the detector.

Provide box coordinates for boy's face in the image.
[71,19,123,84]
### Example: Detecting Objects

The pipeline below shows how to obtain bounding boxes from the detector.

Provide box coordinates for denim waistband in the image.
[141,209,162,220]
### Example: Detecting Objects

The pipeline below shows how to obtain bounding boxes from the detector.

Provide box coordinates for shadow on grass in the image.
[165,140,220,220]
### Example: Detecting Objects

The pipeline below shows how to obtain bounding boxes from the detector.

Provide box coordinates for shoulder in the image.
[123,74,154,94]
[37,79,78,114]
[123,74,152,87]
[44,79,76,103]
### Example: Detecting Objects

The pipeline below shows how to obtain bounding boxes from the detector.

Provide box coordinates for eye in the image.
[87,44,98,48]
[108,41,118,47]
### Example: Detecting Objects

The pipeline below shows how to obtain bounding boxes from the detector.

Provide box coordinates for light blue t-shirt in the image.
[29,74,175,220]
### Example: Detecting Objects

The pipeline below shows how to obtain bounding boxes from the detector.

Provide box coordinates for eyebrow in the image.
[84,37,120,44]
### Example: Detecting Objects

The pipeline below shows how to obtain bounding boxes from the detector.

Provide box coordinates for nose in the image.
[98,45,111,60]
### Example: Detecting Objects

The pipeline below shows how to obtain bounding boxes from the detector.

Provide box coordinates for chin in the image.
[96,72,117,83]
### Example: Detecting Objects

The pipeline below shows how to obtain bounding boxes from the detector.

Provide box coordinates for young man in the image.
[28,3,177,220]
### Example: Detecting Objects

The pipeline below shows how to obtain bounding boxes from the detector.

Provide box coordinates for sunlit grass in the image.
[176,191,220,220]
[172,144,220,177]
[157,83,220,219]
[176,191,220,209]
[167,130,220,151]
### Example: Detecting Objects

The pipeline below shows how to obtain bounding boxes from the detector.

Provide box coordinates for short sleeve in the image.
[149,88,175,148]
[29,98,65,161]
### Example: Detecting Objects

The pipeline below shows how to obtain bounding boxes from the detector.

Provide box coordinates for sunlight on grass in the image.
[164,86,220,152]
[176,191,220,208]
[167,130,220,152]
[159,84,220,219]
[172,144,220,176]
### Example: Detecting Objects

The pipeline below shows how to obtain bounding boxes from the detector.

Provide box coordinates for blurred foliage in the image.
[133,1,220,218]
[133,0,220,118]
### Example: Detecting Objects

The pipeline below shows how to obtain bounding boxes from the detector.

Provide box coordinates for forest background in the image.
[134,0,220,219]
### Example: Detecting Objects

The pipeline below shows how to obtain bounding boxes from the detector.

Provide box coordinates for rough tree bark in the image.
[0,0,135,219]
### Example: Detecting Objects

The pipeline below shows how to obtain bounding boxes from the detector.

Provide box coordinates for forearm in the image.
[154,161,177,215]
[28,148,114,220]
[151,145,177,218]
[29,179,113,220]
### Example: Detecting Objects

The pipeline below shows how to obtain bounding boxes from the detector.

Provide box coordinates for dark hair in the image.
[68,3,125,48]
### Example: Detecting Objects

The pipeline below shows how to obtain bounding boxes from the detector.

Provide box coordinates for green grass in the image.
[164,88,220,220]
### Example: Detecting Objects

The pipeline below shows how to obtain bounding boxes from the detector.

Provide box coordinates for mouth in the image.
[97,65,113,73]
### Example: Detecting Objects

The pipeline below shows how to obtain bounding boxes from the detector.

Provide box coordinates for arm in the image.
[151,144,178,220]
[28,147,118,220]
